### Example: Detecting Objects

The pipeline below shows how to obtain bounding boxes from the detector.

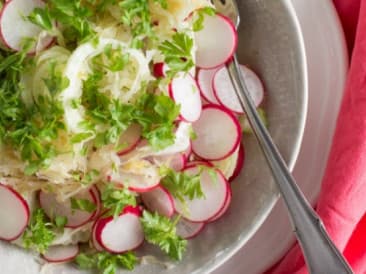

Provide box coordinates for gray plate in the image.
[0,0,307,273]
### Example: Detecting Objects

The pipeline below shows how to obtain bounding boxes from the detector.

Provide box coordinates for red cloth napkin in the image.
[266,0,366,273]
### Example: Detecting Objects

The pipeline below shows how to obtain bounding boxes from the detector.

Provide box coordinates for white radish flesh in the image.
[229,143,245,182]
[176,218,205,239]
[197,68,220,104]
[0,184,29,241]
[213,65,264,113]
[192,104,241,161]
[39,189,97,228]
[43,245,79,263]
[141,186,175,218]
[195,13,238,69]
[117,124,142,156]
[0,0,53,52]
[169,73,202,123]
[174,166,229,222]
[207,185,232,222]
[95,211,144,254]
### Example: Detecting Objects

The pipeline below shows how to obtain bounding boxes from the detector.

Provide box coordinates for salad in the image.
[0,0,266,273]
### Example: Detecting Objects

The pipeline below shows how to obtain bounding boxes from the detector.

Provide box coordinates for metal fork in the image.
[212,0,353,273]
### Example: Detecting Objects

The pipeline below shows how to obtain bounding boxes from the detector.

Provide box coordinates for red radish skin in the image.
[43,245,80,263]
[197,68,221,104]
[141,186,175,218]
[192,104,241,161]
[174,166,229,222]
[39,189,98,228]
[169,73,202,123]
[0,183,29,241]
[90,186,102,220]
[195,13,238,69]
[182,142,192,160]
[213,65,265,114]
[0,0,54,52]
[207,185,232,222]
[92,220,104,252]
[95,210,144,254]
[117,124,142,156]
[153,62,168,78]
[229,143,245,182]
[176,218,205,239]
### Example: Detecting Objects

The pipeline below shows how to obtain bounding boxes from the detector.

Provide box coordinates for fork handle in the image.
[226,55,353,274]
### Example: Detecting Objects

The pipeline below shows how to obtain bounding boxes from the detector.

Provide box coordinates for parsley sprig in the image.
[119,0,168,47]
[81,71,180,150]
[160,167,204,202]
[75,251,137,274]
[141,211,187,261]
[192,7,216,32]
[159,32,195,78]
[22,208,57,254]
[101,184,137,219]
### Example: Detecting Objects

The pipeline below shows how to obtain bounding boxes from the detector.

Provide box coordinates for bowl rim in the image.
[196,0,309,273]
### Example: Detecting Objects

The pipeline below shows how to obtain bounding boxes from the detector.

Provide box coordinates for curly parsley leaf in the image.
[160,167,204,202]
[22,208,56,254]
[71,197,97,213]
[119,0,168,46]
[75,251,137,274]
[101,184,137,219]
[141,211,187,261]
[159,32,194,77]
[192,7,216,32]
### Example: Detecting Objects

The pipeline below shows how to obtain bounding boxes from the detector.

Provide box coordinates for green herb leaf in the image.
[28,7,54,31]
[101,184,137,219]
[54,216,68,228]
[71,198,97,213]
[192,7,216,32]
[22,208,56,254]
[160,167,204,202]
[140,211,187,261]
[159,32,194,77]
[75,251,137,273]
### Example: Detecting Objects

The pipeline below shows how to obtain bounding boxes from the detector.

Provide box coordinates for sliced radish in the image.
[43,245,79,263]
[141,186,175,218]
[174,166,229,222]
[192,104,241,161]
[169,73,202,123]
[213,65,264,113]
[0,0,53,52]
[109,172,160,193]
[90,185,102,220]
[197,68,220,104]
[207,185,232,222]
[0,184,29,241]
[39,189,98,228]
[92,220,104,252]
[153,62,169,78]
[154,153,186,172]
[229,143,245,182]
[182,141,192,160]
[176,217,205,239]
[117,124,142,156]
[195,13,238,69]
[95,209,144,254]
